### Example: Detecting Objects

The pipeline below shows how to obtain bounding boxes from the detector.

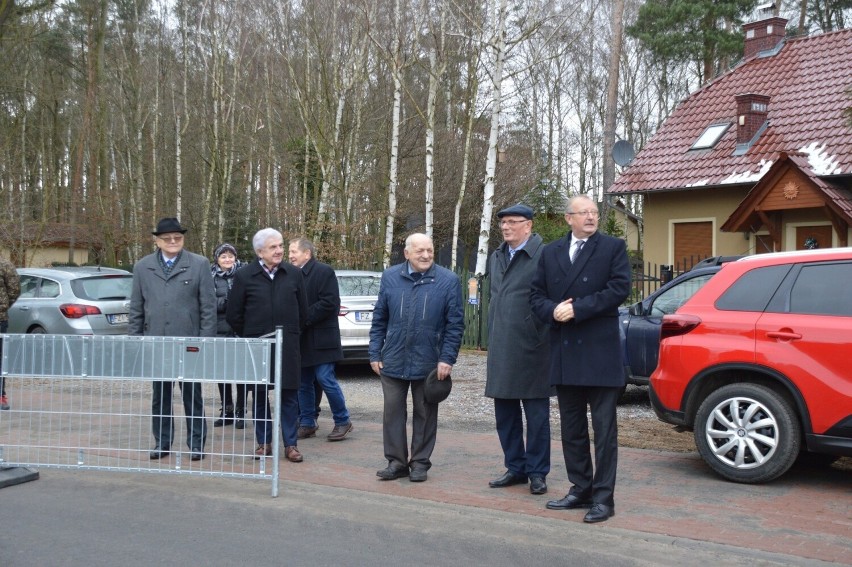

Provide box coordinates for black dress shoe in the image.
[190,450,205,461]
[488,471,528,488]
[409,468,428,482]
[149,447,170,460]
[583,503,614,523]
[546,494,593,510]
[529,475,547,495]
[376,465,409,480]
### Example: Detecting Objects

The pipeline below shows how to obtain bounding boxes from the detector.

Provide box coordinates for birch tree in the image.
[601,0,625,220]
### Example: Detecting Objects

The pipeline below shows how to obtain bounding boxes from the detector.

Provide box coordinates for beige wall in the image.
[1,246,90,268]
[612,209,640,251]
[643,187,750,268]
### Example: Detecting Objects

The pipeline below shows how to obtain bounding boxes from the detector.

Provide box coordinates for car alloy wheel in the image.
[694,383,800,483]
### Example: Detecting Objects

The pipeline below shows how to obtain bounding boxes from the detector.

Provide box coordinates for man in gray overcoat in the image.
[485,204,552,495]
[129,217,216,461]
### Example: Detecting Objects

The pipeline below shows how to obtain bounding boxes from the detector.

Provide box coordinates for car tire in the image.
[29,326,47,334]
[694,383,800,484]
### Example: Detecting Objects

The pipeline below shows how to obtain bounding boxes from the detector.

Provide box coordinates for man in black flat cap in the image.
[485,203,552,495]
[129,217,217,461]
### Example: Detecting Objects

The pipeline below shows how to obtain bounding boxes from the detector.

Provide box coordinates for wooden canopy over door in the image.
[721,153,852,250]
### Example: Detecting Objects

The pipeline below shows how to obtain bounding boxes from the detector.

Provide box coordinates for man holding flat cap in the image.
[369,233,464,483]
[129,217,216,461]
[485,203,552,495]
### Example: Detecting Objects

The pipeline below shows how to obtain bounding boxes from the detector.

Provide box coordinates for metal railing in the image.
[0,330,284,496]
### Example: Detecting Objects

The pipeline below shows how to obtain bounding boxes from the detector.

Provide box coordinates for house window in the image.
[673,221,713,270]
[690,123,731,150]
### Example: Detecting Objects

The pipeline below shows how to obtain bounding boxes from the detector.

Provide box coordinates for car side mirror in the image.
[628,303,643,317]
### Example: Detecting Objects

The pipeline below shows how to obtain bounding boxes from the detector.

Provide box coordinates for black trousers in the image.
[151,380,207,450]
[555,385,620,506]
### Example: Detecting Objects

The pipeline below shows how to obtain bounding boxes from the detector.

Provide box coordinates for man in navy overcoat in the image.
[530,195,630,523]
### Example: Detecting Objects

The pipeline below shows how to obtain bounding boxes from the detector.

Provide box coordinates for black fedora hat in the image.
[152,217,188,236]
[424,368,452,404]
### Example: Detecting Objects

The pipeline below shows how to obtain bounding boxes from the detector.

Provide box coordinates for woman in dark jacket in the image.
[211,243,247,427]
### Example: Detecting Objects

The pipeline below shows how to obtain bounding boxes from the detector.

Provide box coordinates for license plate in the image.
[108,313,129,325]
[355,311,373,323]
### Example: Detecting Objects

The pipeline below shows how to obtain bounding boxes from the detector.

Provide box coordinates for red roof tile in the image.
[610,28,852,194]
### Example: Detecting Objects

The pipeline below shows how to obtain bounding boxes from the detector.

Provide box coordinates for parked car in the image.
[8,267,133,335]
[335,269,382,363]
[649,248,852,483]
[620,256,742,385]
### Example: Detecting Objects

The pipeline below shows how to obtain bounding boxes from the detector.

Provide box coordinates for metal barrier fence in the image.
[0,331,284,497]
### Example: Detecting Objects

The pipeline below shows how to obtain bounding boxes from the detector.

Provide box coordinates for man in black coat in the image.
[289,237,353,441]
[226,228,308,463]
[530,195,630,523]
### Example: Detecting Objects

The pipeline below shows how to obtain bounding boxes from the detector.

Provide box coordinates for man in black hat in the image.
[485,203,552,495]
[129,217,217,461]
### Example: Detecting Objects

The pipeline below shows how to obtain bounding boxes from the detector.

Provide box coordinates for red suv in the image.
[650,248,852,483]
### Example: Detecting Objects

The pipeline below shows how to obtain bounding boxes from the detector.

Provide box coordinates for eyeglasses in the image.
[567,210,599,218]
[499,219,530,226]
[157,235,184,243]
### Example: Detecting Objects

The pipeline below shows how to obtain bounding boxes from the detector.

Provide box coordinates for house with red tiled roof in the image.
[609,17,852,272]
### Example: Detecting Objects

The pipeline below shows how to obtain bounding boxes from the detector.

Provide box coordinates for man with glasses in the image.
[530,195,630,523]
[485,204,552,495]
[129,217,216,461]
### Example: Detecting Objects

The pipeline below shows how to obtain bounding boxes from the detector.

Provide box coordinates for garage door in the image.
[674,221,712,269]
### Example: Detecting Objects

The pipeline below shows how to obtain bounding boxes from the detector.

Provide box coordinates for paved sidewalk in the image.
[282,420,851,564]
[3,402,850,564]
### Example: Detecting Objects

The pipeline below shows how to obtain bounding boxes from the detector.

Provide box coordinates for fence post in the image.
[272,326,283,498]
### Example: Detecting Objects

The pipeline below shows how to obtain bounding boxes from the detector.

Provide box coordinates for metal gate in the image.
[0,330,284,496]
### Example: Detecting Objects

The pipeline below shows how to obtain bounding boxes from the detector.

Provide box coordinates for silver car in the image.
[335,269,382,363]
[9,267,133,335]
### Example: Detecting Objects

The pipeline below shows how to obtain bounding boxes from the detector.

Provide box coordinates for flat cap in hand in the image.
[424,368,452,404]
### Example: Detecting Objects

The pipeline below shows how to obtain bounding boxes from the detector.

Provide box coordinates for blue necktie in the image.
[571,240,584,263]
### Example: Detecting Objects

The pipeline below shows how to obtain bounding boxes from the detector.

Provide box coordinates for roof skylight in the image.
[691,123,731,150]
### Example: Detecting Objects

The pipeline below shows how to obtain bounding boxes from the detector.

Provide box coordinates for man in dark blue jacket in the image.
[369,233,464,482]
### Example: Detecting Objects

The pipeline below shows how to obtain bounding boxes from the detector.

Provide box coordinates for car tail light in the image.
[660,314,701,340]
[60,303,102,318]
[339,305,350,316]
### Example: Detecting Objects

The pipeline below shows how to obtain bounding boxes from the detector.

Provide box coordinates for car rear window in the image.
[787,263,852,316]
[715,265,791,312]
[70,276,133,301]
[338,276,381,296]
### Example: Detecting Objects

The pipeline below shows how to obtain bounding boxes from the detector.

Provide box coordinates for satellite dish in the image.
[612,140,635,167]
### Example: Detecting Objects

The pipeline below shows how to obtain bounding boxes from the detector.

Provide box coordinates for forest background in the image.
[1,0,850,273]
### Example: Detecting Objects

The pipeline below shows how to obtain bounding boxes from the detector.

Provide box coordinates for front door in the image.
[795,225,832,250]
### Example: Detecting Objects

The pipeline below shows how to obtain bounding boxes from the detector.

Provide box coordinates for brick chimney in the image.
[743,17,788,59]
[735,93,770,144]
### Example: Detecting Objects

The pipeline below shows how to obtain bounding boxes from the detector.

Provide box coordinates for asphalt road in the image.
[0,469,835,567]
